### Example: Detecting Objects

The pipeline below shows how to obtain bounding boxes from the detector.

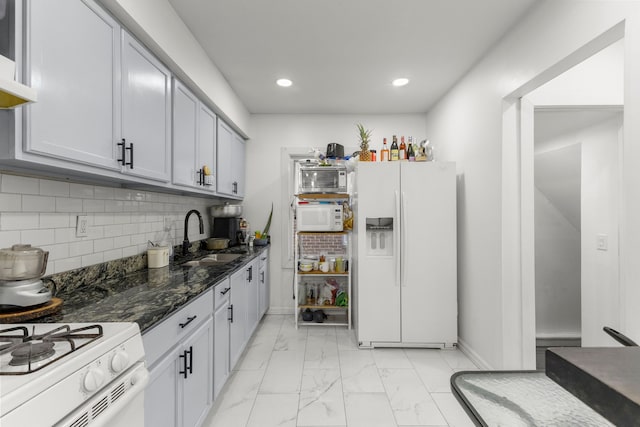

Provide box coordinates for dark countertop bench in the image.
[35,244,268,333]
[546,347,640,426]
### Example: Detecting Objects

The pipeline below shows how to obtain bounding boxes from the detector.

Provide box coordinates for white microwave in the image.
[296,203,343,232]
[297,164,347,194]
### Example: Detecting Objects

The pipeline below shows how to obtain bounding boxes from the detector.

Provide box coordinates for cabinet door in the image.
[246,260,259,336]
[181,318,214,427]
[121,32,171,182]
[145,349,179,427]
[172,80,198,188]
[231,132,246,197]
[229,268,247,369]
[26,0,120,170]
[259,250,270,317]
[216,119,234,196]
[214,300,230,399]
[198,104,216,192]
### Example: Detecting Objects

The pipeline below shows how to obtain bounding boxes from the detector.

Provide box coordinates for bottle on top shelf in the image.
[380,138,389,161]
[399,136,407,160]
[390,135,399,161]
[407,136,415,161]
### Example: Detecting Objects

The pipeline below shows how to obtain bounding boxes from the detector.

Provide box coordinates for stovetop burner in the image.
[9,341,56,366]
[0,324,103,375]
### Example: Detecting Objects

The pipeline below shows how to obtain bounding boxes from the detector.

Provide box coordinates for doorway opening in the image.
[532,106,623,369]
[501,21,625,369]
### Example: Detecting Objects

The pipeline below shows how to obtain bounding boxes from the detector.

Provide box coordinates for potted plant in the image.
[254,203,273,245]
[357,123,372,161]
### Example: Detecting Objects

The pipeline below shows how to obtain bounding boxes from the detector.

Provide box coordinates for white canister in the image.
[148,246,169,268]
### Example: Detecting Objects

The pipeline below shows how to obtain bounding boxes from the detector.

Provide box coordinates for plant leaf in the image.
[262,202,273,237]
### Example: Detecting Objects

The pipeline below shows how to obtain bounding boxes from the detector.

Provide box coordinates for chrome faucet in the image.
[183,209,204,255]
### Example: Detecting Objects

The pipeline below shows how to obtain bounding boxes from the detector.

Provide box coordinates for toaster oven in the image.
[297,164,347,194]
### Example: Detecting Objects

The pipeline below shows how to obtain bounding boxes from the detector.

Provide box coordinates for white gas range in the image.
[0,322,148,427]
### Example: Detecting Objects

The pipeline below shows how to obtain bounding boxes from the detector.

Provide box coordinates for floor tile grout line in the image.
[240,315,285,427]
[209,315,477,427]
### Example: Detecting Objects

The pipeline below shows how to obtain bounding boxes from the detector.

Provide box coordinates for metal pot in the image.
[209,203,242,218]
[0,244,49,281]
[206,238,230,250]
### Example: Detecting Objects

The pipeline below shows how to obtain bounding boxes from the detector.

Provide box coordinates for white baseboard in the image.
[266,307,293,315]
[536,337,581,347]
[456,337,493,370]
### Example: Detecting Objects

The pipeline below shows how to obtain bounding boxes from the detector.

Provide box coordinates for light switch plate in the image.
[596,234,608,251]
[76,215,88,237]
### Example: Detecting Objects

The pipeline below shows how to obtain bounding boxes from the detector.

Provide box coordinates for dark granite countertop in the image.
[37,244,269,334]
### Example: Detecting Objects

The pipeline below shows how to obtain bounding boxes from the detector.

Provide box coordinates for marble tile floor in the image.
[203,314,477,427]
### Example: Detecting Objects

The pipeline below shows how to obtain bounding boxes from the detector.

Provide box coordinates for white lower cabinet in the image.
[229,258,261,370]
[258,249,270,317]
[246,258,260,337]
[229,267,248,370]
[143,289,214,427]
[181,320,214,427]
[213,278,231,399]
[144,251,270,426]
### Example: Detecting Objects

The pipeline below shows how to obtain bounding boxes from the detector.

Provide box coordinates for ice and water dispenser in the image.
[365,217,394,256]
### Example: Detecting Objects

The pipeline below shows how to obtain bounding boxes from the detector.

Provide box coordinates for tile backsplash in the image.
[0,172,220,275]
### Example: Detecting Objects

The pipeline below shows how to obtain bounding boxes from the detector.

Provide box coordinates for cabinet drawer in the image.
[214,277,231,310]
[143,288,213,367]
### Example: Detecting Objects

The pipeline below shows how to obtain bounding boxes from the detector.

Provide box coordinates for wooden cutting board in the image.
[0,298,63,323]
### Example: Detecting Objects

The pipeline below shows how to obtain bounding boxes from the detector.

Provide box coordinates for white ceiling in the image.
[168,0,538,114]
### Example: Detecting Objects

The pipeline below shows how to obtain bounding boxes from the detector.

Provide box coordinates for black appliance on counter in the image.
[212,217,246,246]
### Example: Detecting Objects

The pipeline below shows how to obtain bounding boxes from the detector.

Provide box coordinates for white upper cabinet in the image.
[25,0,120,170]
[216,119,245,198]
[232,131,246,198]
[198,104,216,191]
[172,81,199,188]
[3,0,247,196]
[22,0,171,183]
[121,32,172,182]
[172,79,216,191]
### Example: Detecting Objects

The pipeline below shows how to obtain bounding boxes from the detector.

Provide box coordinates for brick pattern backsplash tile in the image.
[0,172,217,275]
[298,233,348,257]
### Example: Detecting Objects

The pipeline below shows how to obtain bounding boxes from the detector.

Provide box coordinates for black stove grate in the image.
[0,324,103,375]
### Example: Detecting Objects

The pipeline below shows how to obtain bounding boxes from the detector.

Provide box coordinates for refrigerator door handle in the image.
[401,191,407,287]
[395,190,401,287]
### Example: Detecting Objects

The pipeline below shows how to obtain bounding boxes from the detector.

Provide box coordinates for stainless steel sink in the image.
[206,253,242,262]
[182,253,242,267]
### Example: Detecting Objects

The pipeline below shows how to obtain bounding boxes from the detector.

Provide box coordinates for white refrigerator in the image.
[354,161,457,347]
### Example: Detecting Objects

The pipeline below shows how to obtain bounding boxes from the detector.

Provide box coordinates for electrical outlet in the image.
[76,215,89,237]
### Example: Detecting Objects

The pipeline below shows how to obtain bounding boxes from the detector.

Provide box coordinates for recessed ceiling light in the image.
[276,78,292,87]
[392,78,409,87]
